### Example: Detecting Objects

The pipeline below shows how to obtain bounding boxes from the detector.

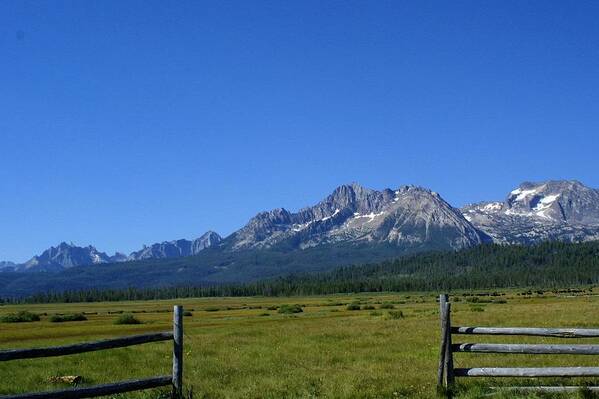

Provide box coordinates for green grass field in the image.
[1,291,599,398]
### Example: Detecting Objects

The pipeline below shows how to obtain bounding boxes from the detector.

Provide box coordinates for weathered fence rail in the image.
[451,326,599,338]
[0,305,184,399]
[453,343,599,355]
[437,294,599,396]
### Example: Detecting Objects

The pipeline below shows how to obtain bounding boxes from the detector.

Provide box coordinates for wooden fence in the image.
[437,294,599,395]
[0,305,184,399]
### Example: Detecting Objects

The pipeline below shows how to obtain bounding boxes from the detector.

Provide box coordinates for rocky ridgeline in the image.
[2,180,599,273]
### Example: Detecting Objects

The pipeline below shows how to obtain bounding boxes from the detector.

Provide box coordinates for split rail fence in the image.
[0,305,184,399]
[437,294,599,395]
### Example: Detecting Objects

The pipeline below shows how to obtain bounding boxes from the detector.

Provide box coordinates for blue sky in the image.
[1,1,598,262]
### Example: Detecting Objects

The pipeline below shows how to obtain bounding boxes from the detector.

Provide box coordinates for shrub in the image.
[50,313,87,323]
[379,302,395,309]
[386,310,404,319]
[346,303,361,311]
[278,304,303,314]
[114,314,141,325]
[183,311,193,317]
[204,306,220,312]
[362,305,375,310]
[266,305,278,310]
[369,311,382,316]
[0,311,40,323]
[470,306,485,312]
[258,312,270,317]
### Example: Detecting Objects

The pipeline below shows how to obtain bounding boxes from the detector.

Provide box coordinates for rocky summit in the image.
[128,231,222,260]
[16,242,115,272]
[462,180,599,244]
[226,183,488,251]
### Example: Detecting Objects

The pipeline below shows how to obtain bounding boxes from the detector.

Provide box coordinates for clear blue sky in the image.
[2,1,598,262]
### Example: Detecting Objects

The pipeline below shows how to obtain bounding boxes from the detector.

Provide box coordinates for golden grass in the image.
[1,291,599,398]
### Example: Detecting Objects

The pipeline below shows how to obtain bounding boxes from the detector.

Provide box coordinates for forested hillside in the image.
[10,241,599,304]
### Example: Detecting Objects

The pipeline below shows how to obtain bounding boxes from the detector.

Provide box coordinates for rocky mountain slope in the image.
[11,242,116,272]
[128,231,222,260]
[226,183,488,251]
[462,180,599,244]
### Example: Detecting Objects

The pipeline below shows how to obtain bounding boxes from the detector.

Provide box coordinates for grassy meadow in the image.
[1,290,599,398]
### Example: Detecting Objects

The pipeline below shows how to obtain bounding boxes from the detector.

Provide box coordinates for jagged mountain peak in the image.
[20,242,113,272]
[128,231,222,261]
[504,180,599,224]
[329,182,372,199]
[462,180,599,244]
[229,182,487,251]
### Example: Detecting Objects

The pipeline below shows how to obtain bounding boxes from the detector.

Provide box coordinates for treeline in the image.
[4,241,599,304]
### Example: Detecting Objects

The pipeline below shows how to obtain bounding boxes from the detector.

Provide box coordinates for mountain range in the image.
[0,232,222,272]
[1,179,599,295]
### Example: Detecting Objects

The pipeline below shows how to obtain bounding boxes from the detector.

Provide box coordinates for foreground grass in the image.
[1,290,599,398]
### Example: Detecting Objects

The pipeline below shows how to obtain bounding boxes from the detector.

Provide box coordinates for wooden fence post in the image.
[172,305,183,398]
[443,302,455,388]
[437,294,448,389]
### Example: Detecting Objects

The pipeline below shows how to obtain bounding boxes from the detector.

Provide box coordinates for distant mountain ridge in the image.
[0,232,222,272]
[0,261,16,270]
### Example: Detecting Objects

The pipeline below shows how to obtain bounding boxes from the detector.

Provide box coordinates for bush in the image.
[379,302,395,309]
[258,312,270,317]
[204,306,220,312]
[470,306,485,312]
[369,311,382,316]
[0,311,40,323]
[183,311,193,317]
[266,305,278,310]
[278,304,303,314]
[50,313,87,323]
[114,314,142,325]
[386,310,404,319]
[362,305,375,310]
[346,303,361,311]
